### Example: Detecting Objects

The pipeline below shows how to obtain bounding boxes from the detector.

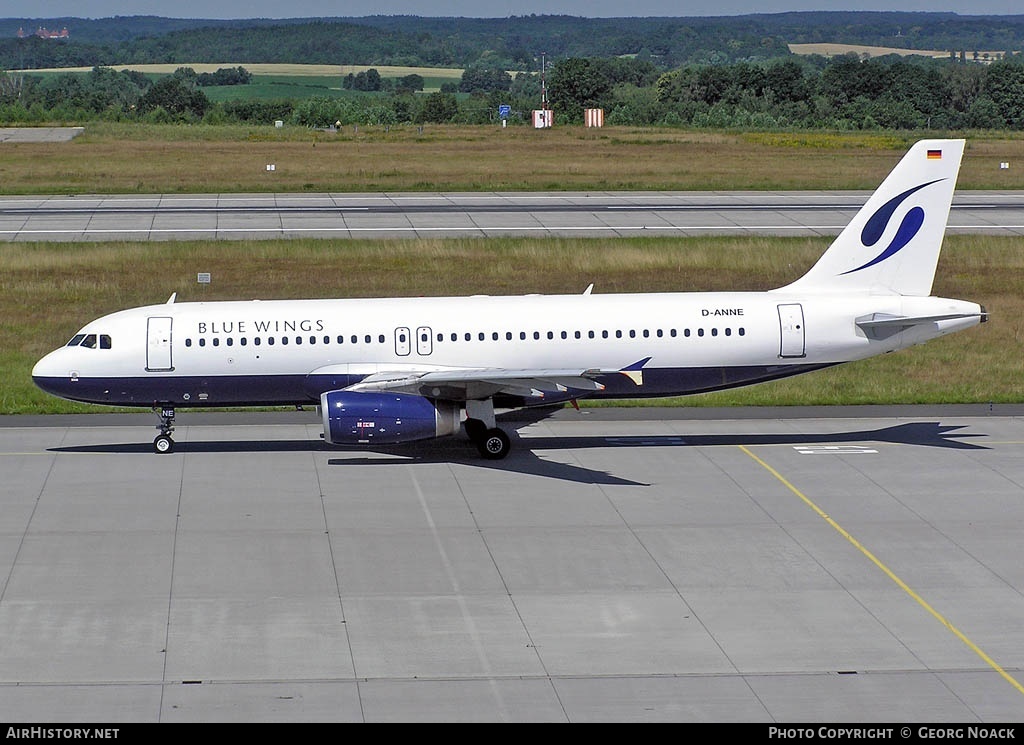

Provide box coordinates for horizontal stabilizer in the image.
[856,311,986,340]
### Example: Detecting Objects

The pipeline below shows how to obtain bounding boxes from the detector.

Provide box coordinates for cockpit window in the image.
[65,333,111,349]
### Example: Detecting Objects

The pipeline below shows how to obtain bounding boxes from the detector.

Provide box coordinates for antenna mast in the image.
[540,52,548,110]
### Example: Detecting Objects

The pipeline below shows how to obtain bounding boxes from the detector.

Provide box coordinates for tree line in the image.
[569,53,1024,130]
[1,53,1023,130]
[3,12,1024,72]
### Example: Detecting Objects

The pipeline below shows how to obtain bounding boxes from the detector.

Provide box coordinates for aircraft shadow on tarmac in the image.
[328,421,986,486]
[52,420,987,487]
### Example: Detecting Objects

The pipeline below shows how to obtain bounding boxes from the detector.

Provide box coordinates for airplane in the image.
[32,139,986,458]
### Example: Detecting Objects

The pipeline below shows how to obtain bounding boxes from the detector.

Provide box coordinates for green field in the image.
[200,74,459,102]
[23,62,465,79]
[21,63,464,102]
[202,75,349,102]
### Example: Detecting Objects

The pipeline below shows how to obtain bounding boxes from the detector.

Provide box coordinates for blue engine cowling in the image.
[320,390,460,446]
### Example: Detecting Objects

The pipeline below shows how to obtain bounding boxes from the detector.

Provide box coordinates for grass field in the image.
[788,43,952,59]
[4,234,1020,415]
[2,125,1023,194]
[788,43,1014,61]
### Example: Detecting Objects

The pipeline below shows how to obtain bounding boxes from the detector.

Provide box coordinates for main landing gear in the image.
[153,406,175,454]
[463,399,511,460]
[463,418,511,459]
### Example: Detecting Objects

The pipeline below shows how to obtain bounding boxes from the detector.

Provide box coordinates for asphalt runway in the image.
[1,406,1023,722]
[1,190,1023,241]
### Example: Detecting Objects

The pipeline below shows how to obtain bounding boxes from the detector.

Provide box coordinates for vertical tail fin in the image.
[777,139,965,297]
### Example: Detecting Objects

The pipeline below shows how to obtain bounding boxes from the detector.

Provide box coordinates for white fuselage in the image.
[32,289,983,409]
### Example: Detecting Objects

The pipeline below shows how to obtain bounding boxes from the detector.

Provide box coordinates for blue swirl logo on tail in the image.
[841,178,945,275]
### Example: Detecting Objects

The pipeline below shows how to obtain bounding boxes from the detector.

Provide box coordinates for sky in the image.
[6,1,1024,20]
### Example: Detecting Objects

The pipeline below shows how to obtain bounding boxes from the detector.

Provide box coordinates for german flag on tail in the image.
[927,149,942,159]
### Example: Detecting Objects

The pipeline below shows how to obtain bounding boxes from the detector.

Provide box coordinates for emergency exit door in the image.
[416,326,433,356]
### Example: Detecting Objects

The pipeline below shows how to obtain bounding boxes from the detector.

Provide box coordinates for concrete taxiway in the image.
[0,127,83,143]
[1,191,1023,241]
[1,406,1023,722]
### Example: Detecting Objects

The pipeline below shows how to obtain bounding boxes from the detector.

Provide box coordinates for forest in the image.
[1,12,1024,130]
[4,12,1024,69]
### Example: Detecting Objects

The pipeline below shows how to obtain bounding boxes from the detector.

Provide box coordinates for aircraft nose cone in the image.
[32,348,61,378]
[32,349,73,397]
[32,352,53,382]
[31,356,47,379]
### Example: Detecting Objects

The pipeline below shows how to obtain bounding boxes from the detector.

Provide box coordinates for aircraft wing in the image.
[343,366,617,401]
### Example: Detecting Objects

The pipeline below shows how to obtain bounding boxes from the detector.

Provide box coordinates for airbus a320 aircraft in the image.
[33,139,985,458]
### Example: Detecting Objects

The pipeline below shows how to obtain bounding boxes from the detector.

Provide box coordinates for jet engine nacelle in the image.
[320,391,460,446]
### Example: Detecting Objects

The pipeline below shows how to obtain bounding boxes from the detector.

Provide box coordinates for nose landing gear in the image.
[153,406,175,454]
